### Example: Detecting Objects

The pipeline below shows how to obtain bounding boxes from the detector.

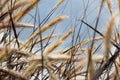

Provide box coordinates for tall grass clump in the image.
[0,0,120,80]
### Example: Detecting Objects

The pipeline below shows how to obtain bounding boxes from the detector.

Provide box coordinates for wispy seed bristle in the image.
[44,29,73,55]
[26,16,68,43]
[54,0,65,8]
[106,0,112,14]
[104,12,119,61]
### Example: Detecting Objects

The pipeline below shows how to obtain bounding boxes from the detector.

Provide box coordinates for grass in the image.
[0,0,120,80]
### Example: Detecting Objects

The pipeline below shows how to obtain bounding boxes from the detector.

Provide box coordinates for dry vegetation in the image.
[0,0,120,80]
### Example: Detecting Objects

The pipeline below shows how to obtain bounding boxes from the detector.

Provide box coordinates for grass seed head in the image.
[104,12,119,61]
[26,16,68,43]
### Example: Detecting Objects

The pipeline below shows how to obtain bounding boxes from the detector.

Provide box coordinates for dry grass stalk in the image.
[109,63,120,80]
[27,53,70,63]
[110,70,119,80]
[0,47,12,62]
[47,53,71,60]
[1,0,28,21]
[0,66,27,80]
[104,12,118,61]
[0,48,7,62]
[70,70,86,79]
[22,34,58,49]
[71,54,103,77]
[101,0,105,6]
[0,0,8,9]
[27,55,42,61]
[12,49,32,57]
[24,34,59,49]
[35,34,59,45]
[13,23,34,28]
[26,16,68,43]
[44,29,73,55]
[10,60,28,66]
[1,0,120,79]
[73,58,87,73]
[0,29,6,33]
[44,62,57,79]
[66,36,102,53]
[118,0,120,13]
[15,0,40,21]
[106,0,112,14]
[0,22,34,29]
[87,48,95,80]
[2,38,24,47]
[79,36,102,47]
[112,32,120,42]
[0,47,32,57]
[63,37,102,61]
[54,0,65,8]
[23,61,40,78]
[50,73,57,80]
[92,55,103,63]
[10,0,28,10]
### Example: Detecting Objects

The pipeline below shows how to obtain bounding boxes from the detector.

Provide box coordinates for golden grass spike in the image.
[14,23,34,28]
[70,70,86,79]
[87,48,95,80]
[23,61,40,78]
[104,12,119,61]
[50,73,57,80]
[0,29,6,33]
[16,0,40,21]
[44,29,73,55]
[47,53,70,60]
[0,0,8,9]
[106,0,112,14]
[11,0,28,9]
[63,36,102,56]
[0,22,34,29]
[33,34,59,45]
[92,55,103,63]
[23,34,59,49]
[118,0,120,13]
[79,36,102,47]
[0,66,27,80]
[0,48,7,62]
[40,16,68,33]
[109,61,120,79]
[112,31,120,42]
[54,0,65,8]
[70,54,103,76]
[26,16,68,43]
[0,47,10,62]
[2,0,29,21]
[75,36,102,49]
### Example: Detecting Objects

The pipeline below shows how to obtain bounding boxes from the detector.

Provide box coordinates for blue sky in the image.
[18,0,119,49]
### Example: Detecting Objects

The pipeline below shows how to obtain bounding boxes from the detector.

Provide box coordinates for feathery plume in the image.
[106,0,112,14]
[32,34,59,46]
[54,0,65,8]
[23,61,40,78]
[1,0,28,21]
[104,12,119,61]
[16,0,40,21]
[0,0,8,9]
[26,16,68,43]
[0,48,7,62]
[0,22,34,29]
[0,66,27,80]
[44,29,73,55]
